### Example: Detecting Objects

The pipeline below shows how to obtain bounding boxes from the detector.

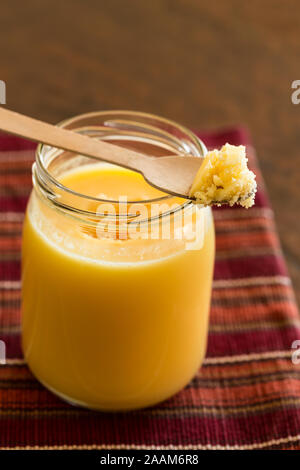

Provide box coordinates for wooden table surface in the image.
[1,0,299,304]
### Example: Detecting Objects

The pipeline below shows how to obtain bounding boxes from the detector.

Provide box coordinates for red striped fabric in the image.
[0,128,299,450]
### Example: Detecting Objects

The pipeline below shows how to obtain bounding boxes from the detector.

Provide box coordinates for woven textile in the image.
[0,128,299,450]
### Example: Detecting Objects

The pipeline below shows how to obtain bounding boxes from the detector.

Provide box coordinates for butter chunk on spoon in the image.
[0,107,256,206]
[189,143,257,208]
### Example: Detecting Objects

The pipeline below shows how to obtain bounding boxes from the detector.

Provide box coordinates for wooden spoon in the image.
[0,107,204,199]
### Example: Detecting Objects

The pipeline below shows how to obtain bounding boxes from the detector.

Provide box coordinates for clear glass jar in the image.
[21,111,215,410]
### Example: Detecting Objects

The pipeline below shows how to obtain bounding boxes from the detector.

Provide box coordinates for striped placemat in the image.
[0,128,299,450]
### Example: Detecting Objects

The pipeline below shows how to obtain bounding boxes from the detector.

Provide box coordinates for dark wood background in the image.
[1,0,299,304]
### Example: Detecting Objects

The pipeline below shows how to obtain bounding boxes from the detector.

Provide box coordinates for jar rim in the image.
[34,110,207,221]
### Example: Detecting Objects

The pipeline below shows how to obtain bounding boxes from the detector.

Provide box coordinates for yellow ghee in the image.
[22,164,215,410]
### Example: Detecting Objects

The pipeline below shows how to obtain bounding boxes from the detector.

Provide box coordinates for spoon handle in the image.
[0,107,149,171]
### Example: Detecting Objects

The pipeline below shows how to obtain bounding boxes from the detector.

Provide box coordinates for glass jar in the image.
[21,111,215,411]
